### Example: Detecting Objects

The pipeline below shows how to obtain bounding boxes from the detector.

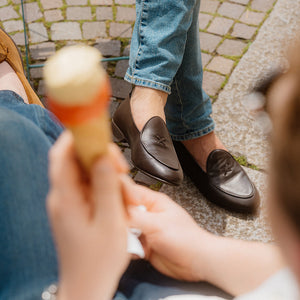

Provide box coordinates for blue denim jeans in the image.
[125,0,215,140]
[0,91,63,299]
[0,91,229,299]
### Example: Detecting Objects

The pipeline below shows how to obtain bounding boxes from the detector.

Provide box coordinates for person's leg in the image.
[125,0,199,131]
[0,91,63,299]
[0,61,28,103]
[115,260,232,300]
[164,1,226,171]
[125,0,225,169]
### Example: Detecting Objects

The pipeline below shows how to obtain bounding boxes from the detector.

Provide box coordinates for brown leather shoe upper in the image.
[173,141,259,213]
[112,96,183,185]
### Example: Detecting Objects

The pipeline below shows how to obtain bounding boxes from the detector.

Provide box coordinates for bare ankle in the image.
[130,86,168,131]
[182,132,227,171]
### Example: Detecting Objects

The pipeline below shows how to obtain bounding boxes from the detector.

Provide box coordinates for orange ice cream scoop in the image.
[44,45,112,170]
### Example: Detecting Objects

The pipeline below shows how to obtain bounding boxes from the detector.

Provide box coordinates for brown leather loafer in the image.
[173,141,259,213]
[0,28,43,106]
[112,97,183,185]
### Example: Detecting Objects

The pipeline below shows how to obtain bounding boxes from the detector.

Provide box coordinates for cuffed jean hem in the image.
[170,123,215,141]
[124,72,171,94]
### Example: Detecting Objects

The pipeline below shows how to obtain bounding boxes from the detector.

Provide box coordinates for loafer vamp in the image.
[207,150,254,198]
[173,141,259,213]
[112,97,183,185]
[141,117,180,171]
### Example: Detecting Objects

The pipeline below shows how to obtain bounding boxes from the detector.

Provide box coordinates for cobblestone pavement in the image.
[1,0,300,241]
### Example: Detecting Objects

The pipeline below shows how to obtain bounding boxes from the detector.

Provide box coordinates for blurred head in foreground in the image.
[264,37,300,284]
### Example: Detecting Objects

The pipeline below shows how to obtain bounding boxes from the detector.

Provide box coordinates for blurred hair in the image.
[270,38,300,234]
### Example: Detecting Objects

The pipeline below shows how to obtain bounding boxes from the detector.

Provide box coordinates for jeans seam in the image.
[132,0,146,76]
[174,78,190,130]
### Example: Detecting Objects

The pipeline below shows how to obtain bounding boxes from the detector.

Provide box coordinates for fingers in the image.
[127,205,156,234]
[120,175,172,211]
[47,130,88,222]
[48,130,81,189]
[108,143,129,174]
[91,156,126,223]
[120,175,157,208]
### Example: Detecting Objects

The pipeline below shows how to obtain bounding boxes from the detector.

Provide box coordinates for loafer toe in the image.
[173,142,259,213]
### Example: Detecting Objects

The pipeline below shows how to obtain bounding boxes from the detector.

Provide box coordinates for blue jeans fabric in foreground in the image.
[125,0,214,140]
[0,91,63,299]
[0,91,229,299]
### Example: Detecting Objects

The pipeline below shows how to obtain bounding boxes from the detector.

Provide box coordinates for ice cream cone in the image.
[44,44,111,171]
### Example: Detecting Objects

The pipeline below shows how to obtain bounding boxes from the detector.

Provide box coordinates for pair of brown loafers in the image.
[112,96,260,214]
[0,28,43,106]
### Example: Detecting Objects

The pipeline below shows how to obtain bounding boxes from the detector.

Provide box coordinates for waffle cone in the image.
[69,111,111,170]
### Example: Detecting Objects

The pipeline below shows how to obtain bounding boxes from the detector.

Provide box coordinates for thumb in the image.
[91,157,124,222]
[128,205,157,234]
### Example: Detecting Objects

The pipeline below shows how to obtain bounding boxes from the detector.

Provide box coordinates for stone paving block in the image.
[11,32,25,45]
[199,32,222,52]
[218,2,245,19]
[123,44,130,56]
[101,61,108,70]
[51,22,82,40]
[198,13,213,30]
[134,172,159,186]
[240,10,265,26]
[82,22,107,39]
[30,67,43,79]
[3,20,23,33]
[160,168,271,242]
[115,60,129,77]
[217,39,246,56]
[110,23,132,38]
[110,77,131,98]
[41,0,63,10]
[232,23,257,39]
[44,9,64,22]
[23,2,43,23]
[66,0,87,5]
[213,0,300,170]
[207,17,234,36]
[94,38,121,56]
[122,147,135,169]
[38,80,45,96]
[201,52,212,66]
[251,0,275,12]
[230,0,249,4]
[207,56,234,75]
[116,7,136,22]
[200,0,219,13]
[115,0,135,4]
[109,99,120,117]
[203,71,225,96]
[0,6,19,21]
[28,23,48,43]
[67,7,92,20]
[29,42,56,60]
[96,7,113,21]
[0,0,7,7]
[90,0,113,4]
